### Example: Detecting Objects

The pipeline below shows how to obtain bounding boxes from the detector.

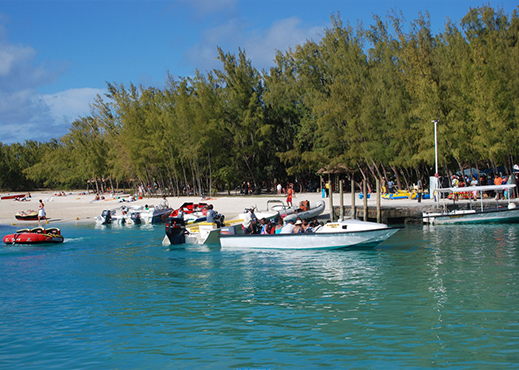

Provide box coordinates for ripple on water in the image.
[1,223,519,368]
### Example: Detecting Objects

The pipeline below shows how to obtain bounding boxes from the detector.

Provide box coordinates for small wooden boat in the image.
[3,227,64,245]
[2,193,26,200]
[15,210,39,221]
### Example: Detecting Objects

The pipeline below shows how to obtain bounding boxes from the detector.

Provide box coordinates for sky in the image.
[1,0,517,144]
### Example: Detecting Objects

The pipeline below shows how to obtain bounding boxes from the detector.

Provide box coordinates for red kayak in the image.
[3,227,64,245]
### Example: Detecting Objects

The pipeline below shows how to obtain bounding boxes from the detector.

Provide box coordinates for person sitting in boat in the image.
[160,196,169,208]
[206,204,222,228]
[280,219,295,234]
[307,219,320,233]
[292,219,303,234]
[260,218,270,234]
[274,218,284,234]
[242,208,257,234]
[301,219,312,233]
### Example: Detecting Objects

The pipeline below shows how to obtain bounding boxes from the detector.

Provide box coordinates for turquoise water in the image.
[1,222,519,369]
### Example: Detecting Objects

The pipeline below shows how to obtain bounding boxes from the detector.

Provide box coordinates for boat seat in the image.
[46,228,61,235]
[31,227,45,234]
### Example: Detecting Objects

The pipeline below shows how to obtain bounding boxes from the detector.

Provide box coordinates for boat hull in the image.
[141,208,173,224]
[220,227,400,250]
[1,194,26,200]
[424,208,519,225]
[283,200,325,222]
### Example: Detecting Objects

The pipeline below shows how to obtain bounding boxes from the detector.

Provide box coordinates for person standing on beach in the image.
[286,184,294,206]
[38,199,47,224]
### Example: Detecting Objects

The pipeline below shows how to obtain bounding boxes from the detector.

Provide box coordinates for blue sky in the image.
[1,0,517,144]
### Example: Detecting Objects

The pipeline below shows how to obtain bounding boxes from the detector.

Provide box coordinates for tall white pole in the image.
[433,120,438,177]
[432,120,439,204]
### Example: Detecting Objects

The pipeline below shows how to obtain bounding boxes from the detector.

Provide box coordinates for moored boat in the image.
[283,200,325,222]
[219,219,401,250]
[238,199,325,222]
[1,193,26,200]
[3,227,64,244]
[140,205,173,224]
[423,184,519,224]
[170,202,208,224]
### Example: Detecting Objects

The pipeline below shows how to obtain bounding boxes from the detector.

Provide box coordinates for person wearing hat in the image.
[293,219,303,234]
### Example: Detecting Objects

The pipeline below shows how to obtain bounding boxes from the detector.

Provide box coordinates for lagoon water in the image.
[1,222,519,369]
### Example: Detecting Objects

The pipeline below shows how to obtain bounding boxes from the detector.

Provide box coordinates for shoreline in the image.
[1,189,510,228]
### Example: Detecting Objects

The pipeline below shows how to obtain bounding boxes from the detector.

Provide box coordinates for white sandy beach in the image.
[0,189,432,226]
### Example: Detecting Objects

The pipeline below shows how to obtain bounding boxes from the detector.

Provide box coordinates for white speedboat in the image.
[219,219,401,250]
[423,184,519,224]
[121,205,143,225]
[94,208,125,225]
[139,205,173,224]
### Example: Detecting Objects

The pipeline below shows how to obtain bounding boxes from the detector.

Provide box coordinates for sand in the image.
[0,189,429,226]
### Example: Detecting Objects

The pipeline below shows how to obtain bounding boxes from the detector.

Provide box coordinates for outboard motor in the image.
[101,210,112,224]
[131,212,142,225]
[214,213,225,228]
[165,217,187,245]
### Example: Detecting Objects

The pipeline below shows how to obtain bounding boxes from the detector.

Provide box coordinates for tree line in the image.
[1,6,518,195]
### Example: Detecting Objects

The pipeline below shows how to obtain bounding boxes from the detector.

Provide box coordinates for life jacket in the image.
[299,200,310,212]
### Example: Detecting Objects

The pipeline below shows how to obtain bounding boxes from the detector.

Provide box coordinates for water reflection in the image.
[2,223,519,368]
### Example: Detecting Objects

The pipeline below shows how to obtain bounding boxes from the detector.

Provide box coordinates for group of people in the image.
[14,192,32,202]
[450,172,514,200]
[241,208,323,235]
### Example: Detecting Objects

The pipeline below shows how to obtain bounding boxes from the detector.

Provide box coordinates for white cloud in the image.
[243,17,323,69]
[41,88,104,124]
[0,19,100,144]
[1,88,104,144]
[185,16,324,73]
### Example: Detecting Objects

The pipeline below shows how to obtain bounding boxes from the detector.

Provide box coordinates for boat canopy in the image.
[436,184,516,193]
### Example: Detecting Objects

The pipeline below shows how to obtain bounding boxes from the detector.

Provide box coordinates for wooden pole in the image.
[329,180,334,221]
[339,180,344,220]
[376,178,381,223]
[363,180,368,221]
[351,178,356,219]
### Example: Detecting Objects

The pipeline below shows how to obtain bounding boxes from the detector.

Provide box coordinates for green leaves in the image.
[8,5,519,193]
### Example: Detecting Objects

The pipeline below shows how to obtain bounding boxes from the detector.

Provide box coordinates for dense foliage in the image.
[1,6,518,194]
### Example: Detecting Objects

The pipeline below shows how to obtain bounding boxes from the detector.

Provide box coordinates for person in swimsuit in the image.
[38,199,47,224]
